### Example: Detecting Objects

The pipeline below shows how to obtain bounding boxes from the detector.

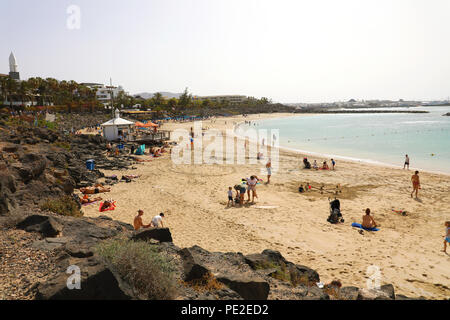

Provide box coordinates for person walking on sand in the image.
[411,171,420,198]
[443,221,450,253]
[227,187,234,207]
[266,159,272,184]
[404,154,410,170]
[133,210,151,231]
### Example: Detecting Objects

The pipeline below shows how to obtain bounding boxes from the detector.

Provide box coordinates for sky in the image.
[1,0,450,103]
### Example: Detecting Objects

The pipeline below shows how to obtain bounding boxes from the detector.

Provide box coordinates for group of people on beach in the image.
[133,210,165,231]
[228,175,262,207]
[303,157,336,170]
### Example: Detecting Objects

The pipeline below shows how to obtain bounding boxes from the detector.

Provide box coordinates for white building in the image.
[81,83,128,106]
[100,109,135,141]
[192,95,247,105]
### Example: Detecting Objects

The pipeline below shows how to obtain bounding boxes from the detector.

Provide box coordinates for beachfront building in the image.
[101,109,135,141]
[81,83,128,107]
[192,95,247,105]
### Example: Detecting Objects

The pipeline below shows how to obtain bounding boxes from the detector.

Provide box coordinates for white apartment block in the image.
[192,95,247,105]
[81,83,127,106]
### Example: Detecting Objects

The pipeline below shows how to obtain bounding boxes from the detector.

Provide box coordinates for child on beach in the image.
[227,187,234,207]
[331,159,336,170]
[411,171,420,199]
[443,221,450,253]
[266,159,272,184]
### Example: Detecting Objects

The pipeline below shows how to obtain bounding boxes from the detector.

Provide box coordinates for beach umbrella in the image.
[135,121,158,128]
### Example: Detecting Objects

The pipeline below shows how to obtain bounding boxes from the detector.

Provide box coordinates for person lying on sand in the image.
[99,200,116,212]
[362,208,377,229]
[80,194,102,204]
[133,209,151,231]
[80,185,111,194]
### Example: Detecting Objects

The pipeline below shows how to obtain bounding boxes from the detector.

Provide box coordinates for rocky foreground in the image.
[0,114,419,300]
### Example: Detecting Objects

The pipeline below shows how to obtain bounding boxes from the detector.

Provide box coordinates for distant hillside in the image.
[133,92,183,99]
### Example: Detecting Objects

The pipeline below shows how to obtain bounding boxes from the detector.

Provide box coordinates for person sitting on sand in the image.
[313,160,319,170]
[322,161,329,170]
[133,210,151,231]
[151,213,165,228]
[362,208,377,229]
[106,143,112,156]
[411,171,420,199]
[443,221,450,253]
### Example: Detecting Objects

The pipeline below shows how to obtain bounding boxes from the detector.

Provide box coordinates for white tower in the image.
[9,52,18,73]
[8,52,20,80]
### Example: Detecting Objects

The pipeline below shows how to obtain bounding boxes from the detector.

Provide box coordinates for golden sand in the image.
[82,113,450,299]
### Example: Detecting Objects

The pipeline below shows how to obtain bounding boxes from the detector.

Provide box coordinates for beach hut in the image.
[101,109,135,141]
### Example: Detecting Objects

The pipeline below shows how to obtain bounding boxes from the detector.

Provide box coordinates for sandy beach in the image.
[82,113,450,299]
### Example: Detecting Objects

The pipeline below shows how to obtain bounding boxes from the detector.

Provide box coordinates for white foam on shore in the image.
[233,120,450,177]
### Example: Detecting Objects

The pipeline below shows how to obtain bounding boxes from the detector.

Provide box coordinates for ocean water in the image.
[243,106,450,174]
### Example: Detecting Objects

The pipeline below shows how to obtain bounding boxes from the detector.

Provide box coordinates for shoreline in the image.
[231,113,450,177]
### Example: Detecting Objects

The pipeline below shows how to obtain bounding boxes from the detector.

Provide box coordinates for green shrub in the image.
[96,239,177,300]
[40,195,82,217]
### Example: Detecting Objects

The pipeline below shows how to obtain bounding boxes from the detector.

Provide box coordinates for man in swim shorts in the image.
[404,154,410,170]
[411,171,420,199]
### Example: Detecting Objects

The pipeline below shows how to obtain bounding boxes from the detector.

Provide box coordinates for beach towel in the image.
[351,222,379,231]
[82,200,100,207]
[99,201,116,212]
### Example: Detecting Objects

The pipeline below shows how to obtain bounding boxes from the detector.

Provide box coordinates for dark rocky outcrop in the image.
[216,275,270,300]
[17,215,63,238]
[179,247,211,282]
[131,228,173,243]
[35,257,132,300]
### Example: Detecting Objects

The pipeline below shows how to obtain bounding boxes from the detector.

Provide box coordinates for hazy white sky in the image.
[1,0,450,102]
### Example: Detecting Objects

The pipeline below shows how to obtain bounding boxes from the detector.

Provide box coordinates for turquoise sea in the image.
[247,106,450,175]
